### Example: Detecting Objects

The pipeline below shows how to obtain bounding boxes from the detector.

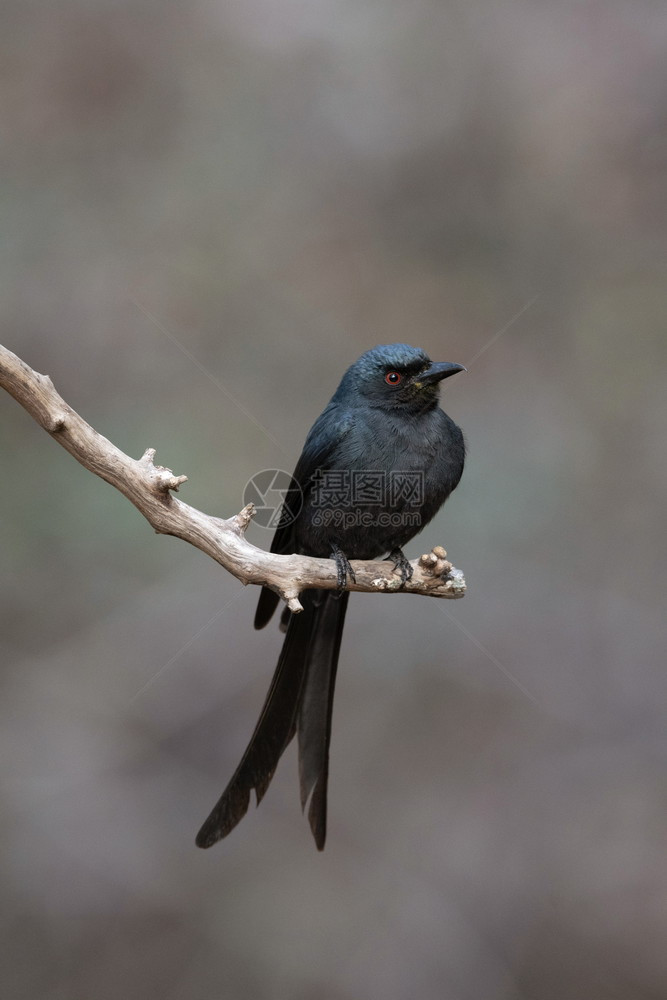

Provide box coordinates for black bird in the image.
[196,343,466,850]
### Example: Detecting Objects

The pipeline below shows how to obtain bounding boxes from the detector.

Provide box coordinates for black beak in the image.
[417,362,467,386]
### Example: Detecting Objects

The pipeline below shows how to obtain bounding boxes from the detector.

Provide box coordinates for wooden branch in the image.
[0,343,466,610]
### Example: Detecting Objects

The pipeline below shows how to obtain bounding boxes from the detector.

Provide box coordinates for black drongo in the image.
[196,343,466,850]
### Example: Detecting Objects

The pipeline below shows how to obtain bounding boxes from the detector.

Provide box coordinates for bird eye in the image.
[385,371,402,385]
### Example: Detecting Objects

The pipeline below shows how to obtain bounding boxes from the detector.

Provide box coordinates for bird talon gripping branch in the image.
[330,543,356,591]
[388,546,414,584]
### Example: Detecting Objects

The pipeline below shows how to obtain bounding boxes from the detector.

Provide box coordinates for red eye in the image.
[385,371,402,385]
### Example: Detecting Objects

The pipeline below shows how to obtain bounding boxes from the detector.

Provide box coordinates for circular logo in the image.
[242,469,303,530]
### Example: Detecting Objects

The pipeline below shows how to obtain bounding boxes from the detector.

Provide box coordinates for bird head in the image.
[333,343,466,411]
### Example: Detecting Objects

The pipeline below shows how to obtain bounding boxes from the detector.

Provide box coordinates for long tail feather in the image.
[254,586,280,630]
[297,591,349,850]
[196,596,316,848]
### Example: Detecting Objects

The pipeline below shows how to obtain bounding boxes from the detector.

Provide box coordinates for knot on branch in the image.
[419,545,452,578]
[47,413,67,433]
[229,504,255,535]
[139,447,188,493]
[283,593,304,615]
[409,546,466,598]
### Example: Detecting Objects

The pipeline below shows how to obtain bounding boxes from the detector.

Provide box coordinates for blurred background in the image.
[1,0,666,997]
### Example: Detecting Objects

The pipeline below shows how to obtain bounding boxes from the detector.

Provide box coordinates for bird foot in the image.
[387,547,414,585]
[331,543,356,591]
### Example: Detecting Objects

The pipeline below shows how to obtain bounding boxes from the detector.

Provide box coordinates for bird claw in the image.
[388,547,413,585]
[331,543,356,591]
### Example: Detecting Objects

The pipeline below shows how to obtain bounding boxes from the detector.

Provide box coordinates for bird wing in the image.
[254,405,354,629]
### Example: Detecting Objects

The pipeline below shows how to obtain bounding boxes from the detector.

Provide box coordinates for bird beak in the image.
[415,362,467,387]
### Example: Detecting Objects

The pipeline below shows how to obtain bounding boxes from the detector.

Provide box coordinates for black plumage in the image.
[196,343,465,850]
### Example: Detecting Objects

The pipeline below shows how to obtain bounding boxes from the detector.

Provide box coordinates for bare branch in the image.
[0,343,466,608]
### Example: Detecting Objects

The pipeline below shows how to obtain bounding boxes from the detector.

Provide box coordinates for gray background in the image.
[1,1,666,997]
